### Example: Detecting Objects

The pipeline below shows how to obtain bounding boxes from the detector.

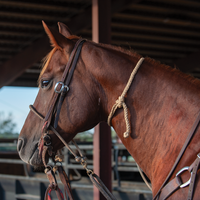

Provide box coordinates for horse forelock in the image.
[38,35,80,86]
[38,47,57,86]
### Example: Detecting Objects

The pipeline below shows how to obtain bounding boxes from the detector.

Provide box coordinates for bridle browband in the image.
[29,38,117,200]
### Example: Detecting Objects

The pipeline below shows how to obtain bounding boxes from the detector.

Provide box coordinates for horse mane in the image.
[39,36,200,88]
[96,42,141,60]
[99,42,200,86]
[38,47,57,85]
[145,57,200,87]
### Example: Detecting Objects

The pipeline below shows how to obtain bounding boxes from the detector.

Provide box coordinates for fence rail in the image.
[0,140,152,200]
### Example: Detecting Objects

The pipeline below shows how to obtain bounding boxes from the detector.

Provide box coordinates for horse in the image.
[17,21,200,199]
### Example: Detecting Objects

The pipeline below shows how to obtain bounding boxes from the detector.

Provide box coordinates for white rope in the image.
[136,163,152,191]
[107,57,144,138]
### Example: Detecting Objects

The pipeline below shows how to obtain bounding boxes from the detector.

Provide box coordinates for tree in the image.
[0,112,18,138]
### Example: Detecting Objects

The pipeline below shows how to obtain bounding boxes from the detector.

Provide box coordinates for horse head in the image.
[17,22,102,166]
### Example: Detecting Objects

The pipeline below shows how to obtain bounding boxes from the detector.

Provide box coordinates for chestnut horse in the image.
[17,21,200,199]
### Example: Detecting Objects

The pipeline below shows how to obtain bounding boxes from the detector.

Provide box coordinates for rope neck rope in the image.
[107,57,145,138]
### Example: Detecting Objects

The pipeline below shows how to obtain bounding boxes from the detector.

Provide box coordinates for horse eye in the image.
[41,80,50,88]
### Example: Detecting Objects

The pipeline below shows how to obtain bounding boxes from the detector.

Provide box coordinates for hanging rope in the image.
[107,57,144,138]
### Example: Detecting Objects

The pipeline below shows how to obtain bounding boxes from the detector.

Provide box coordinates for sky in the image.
[0,86,39,133]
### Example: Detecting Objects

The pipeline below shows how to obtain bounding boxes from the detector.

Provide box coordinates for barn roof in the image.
[0,0,200,87]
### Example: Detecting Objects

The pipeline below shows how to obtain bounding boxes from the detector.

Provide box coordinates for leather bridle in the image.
[34,38,86,156]
[29,38,117,200]
[42,38,86,137]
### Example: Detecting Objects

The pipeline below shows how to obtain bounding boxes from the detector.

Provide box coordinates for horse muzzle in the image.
[17,137,46,166]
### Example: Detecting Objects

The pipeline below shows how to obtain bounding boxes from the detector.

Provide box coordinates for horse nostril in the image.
[17,138,24,152]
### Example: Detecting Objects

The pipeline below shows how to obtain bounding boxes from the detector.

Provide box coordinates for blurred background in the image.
[0,0,199,199]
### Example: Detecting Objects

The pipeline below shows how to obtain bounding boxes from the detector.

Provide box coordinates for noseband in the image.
[29,38,117,200]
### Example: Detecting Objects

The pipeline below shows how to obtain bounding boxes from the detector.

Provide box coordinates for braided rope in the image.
[107,57,144,138]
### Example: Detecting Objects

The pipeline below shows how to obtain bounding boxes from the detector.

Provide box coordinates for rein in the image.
[30,38,117,200]
[153,111,200,200]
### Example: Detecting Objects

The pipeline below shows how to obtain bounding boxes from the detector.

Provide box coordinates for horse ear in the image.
[58,22,73,38]
[42,21,72,49]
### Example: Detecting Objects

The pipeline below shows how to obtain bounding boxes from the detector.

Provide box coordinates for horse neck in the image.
[85,43,200,193]
[133,61,200,193]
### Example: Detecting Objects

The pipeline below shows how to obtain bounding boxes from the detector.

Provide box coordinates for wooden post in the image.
[92,0,112,200]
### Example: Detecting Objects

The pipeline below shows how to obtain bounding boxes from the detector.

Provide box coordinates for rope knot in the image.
[116,96,124,108]
[107,57,144,138]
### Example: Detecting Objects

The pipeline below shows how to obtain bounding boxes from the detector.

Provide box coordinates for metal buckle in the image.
[54,82,69,93]
[176,166,192,188]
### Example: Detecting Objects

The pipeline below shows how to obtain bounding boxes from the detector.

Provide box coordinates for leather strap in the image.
[38,38,86,155]
[153,111,200,200]
[158,153,200,200]
[158,176,182,200]
[88,173,117,200]
[54,87,67,128]
[44,38,86,129]
[187,154,200,200]
[45,169,64,200]
[45,186,64,200]
[57,166,74,200]
[54,40,85,128]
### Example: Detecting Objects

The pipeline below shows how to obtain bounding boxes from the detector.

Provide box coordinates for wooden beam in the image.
[112,40,199,52]
[0,21,42,29]
[92,1,112,200]
[93,123,112,200]
[113,13,200,29]
[0,0,139,88]
[111,0,142,14]
[0,11,67,22]
[111,22,200,38]
[129,3,200,19]
[0,1,79,12]
[81,29,200,45]
[0,36,50,88]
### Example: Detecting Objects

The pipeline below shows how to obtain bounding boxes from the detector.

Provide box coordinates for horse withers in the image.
[17,21,200,199]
